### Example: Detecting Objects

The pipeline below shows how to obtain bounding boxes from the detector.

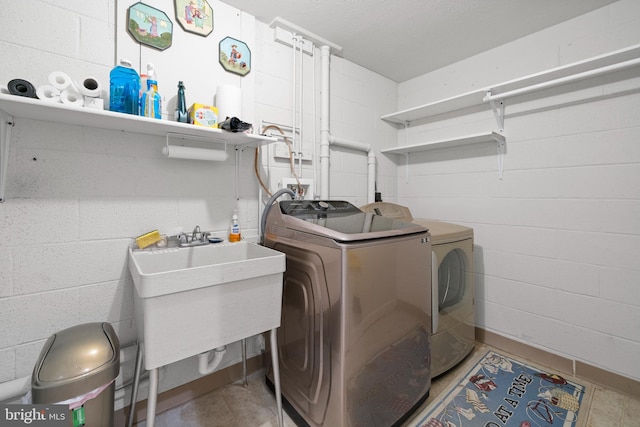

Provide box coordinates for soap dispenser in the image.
[229,210,241,242]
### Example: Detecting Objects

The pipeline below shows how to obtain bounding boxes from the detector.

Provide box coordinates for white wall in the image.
[393,0,640,381]
[0,0,397,406]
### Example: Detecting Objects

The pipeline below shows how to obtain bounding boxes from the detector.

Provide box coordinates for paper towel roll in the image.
[77,76,102,97]
[60,88,84,106]
[48,71,75,91]
[36,85,62,103]
[162,145,229,162]
[215,85,242,121]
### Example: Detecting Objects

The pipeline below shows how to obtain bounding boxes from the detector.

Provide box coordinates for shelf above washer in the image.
[0,93,277,202]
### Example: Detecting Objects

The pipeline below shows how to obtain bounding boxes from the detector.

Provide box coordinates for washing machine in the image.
[264,200,432,427]
[361,202,475,378]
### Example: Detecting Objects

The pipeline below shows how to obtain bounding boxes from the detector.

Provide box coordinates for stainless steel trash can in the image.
[32,322,120,427]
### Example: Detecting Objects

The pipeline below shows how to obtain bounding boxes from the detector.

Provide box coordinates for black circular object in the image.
[8,79,37,98]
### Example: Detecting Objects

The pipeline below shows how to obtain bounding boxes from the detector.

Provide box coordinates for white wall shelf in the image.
[380,44,640,180]
[381,43,640,126]
[381,131,504,155]
[382,131,507,179]
[0,93,277,202]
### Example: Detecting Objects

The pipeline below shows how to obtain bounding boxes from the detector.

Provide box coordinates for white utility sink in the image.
[128,241,286,369]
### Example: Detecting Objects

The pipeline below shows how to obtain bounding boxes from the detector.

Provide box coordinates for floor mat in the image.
[409,350,590,427]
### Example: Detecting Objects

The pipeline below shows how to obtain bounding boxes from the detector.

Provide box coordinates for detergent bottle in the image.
[109,59,140,115]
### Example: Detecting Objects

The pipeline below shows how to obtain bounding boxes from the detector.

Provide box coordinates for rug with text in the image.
[412,350,588,427]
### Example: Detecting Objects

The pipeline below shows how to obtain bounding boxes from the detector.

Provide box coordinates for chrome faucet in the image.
[192,225,202,242]
[173,226,210,247]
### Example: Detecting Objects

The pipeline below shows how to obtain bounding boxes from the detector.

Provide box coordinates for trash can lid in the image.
[32,323,120,403]
[35,322,119,382]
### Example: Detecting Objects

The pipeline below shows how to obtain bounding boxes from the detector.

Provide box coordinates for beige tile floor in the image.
[136,344,640,427]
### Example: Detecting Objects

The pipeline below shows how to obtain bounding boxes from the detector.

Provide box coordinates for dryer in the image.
[361,202,475,377]
[264,200,432,427]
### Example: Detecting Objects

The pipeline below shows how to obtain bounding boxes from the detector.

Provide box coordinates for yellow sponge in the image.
[136,230,162,249]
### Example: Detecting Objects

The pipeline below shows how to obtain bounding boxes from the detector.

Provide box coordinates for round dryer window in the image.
[438,248,467,310]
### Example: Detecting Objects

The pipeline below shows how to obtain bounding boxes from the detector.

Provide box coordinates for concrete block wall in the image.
[394,0,640,381]
[0,0,398,407]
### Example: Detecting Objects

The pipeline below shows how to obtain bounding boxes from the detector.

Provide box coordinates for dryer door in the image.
[432,238,474,333]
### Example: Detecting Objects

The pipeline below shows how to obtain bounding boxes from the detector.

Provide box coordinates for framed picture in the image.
[219,36,251,76]
[127,2,173,50]
[175,0,213,37]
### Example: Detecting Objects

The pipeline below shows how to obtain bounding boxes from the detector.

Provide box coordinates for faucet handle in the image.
[177,232,188,244]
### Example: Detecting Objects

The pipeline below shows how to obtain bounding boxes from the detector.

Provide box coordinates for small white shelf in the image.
[383,131,507,179]
[381,131,505,155]
[381,43,640,125]
[0,93,276,147]
[0,93,277,202]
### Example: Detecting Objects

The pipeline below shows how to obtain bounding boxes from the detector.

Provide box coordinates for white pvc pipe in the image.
[198,346,227,375]
[311,46,318,198]
[0,376,30,403]
[319,45,331,199]
[328,135,376,204]
[291,33,298,169]
[298,36,304,178]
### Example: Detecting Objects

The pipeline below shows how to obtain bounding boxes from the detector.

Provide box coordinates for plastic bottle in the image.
[175,81,188,123]
[141,63,162,119]
[109,59,140,115]
[138,73,147,116]
[229,210,241,242]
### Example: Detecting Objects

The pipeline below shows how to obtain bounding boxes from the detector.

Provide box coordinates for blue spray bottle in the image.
[141,63,162,119]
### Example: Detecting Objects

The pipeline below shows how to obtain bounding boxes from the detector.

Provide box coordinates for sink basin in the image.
[129,240,285,297]
[128,241,286,369]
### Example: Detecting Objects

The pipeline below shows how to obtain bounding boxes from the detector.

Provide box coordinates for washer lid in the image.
[278,200,428,241]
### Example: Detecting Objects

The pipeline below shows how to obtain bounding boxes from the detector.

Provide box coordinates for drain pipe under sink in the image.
[198,346,227,375]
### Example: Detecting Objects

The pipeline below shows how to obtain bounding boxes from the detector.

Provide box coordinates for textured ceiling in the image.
[223,0,617,82]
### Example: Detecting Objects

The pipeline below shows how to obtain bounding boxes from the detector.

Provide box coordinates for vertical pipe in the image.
[367,150,376,204]
[291,34,297,171]
[319,45,331,199]
[311,46,317,198]
[298,36,304,178]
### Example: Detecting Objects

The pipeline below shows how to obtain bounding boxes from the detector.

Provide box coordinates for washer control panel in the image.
[280,200,360,216]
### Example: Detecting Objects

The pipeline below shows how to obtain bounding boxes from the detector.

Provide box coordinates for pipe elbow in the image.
[198,346,227,376]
